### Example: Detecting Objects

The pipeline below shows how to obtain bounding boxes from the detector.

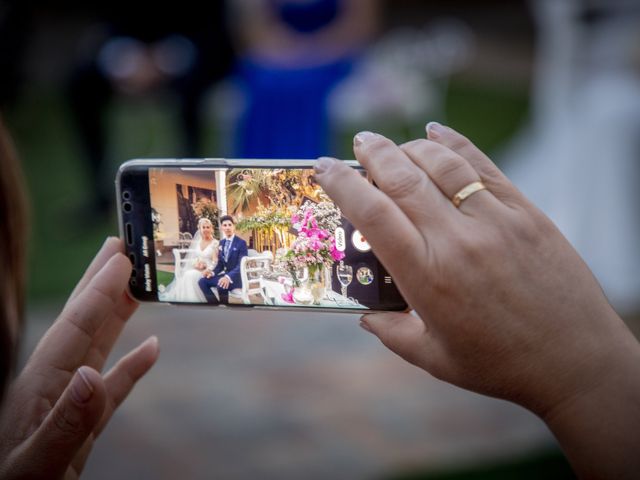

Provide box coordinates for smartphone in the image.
[116,159,407,313]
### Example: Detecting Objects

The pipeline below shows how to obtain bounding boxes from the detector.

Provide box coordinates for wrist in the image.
[537,319,640,478]
[513,304,631,415]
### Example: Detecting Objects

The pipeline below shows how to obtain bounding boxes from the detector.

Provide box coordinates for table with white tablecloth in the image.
[261,279,367,309]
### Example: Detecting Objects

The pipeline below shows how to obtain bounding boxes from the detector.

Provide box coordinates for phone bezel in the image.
[116,158,408,313]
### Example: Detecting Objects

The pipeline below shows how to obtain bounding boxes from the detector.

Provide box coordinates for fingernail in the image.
[144,335,160,354]
[100,236,116,252]
[426,121,446,139]
[353,131,378,147]
[71,367,94,405]
[314,156,335,175]
[359,318,373,334]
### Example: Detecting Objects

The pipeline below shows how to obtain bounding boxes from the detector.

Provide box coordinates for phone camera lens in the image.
[122,191,131,200]
[123,202,132,213]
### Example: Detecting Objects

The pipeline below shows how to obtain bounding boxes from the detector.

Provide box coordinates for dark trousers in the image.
[198,275,230,304]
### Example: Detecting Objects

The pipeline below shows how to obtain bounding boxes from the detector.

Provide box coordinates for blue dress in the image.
[234,0,354,159]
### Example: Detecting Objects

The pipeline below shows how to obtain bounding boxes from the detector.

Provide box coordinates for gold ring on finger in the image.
[452,181,487,208]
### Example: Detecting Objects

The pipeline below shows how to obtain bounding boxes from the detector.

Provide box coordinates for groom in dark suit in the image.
[198,215,248,304]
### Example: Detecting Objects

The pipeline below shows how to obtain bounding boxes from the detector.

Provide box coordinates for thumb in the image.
[21,367,106,477]
[360,312,445,375]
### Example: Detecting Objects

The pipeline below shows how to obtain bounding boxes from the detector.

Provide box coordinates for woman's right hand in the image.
[313,124,640,479]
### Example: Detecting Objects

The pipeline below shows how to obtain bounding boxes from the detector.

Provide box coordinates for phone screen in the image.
[119,163,406,312]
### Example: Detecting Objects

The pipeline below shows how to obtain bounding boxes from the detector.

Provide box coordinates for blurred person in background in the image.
[67,1,235,218]
[230,0,380,158]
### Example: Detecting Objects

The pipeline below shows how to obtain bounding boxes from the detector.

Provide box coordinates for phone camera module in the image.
[122,190,131,200]
[123,201,133,213]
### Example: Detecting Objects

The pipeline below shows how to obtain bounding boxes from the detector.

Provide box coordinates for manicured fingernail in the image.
[71,367,94,404]
[314,157,335,175]
[101,236,117,251]
[354,131,378,147]
[144,335,160,355]
[426,121,446,139]
[359,319,373,334]
[142,334,158,347]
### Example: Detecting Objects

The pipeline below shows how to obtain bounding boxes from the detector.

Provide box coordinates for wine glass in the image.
[336,261,353,299]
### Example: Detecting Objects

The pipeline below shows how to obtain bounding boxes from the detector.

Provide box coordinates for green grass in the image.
[383,448,575,480]
[7,91,218,303]
[157,270,174,288]
[8,92,115,302]
[444,78,529,162]
[335,77,529,163]
[7,79,528,303]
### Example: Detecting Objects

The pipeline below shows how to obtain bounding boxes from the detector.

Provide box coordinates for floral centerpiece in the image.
[281,206,345,304]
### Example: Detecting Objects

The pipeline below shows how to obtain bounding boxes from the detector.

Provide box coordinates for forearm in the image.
[542,333,640,479]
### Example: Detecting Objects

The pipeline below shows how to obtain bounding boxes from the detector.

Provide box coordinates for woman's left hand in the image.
[0,237,159,479]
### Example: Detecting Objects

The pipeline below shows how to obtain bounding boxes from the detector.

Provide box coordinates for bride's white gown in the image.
[160,239,218,302]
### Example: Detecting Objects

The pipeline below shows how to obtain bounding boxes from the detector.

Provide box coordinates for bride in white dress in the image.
[160,218,219,302]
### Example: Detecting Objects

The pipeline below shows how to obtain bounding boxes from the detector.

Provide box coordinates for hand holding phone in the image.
[313,126,640,479]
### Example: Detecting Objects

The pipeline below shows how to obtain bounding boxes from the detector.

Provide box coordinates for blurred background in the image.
[4,0,640,478]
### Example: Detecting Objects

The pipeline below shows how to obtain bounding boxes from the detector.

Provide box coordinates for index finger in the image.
[353,132,450,229]
[313,157,428,289]
[30,253,133,373]
[67,237,125,305]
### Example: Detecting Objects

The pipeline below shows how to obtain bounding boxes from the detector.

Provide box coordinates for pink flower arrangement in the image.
[281,288,295,303]
[284,209,344,282]
[278,276,295,303]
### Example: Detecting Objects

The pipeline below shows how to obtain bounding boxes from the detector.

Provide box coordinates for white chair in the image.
[178,232,193,249]
[238,251,273,304]
[172,248,200,279]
